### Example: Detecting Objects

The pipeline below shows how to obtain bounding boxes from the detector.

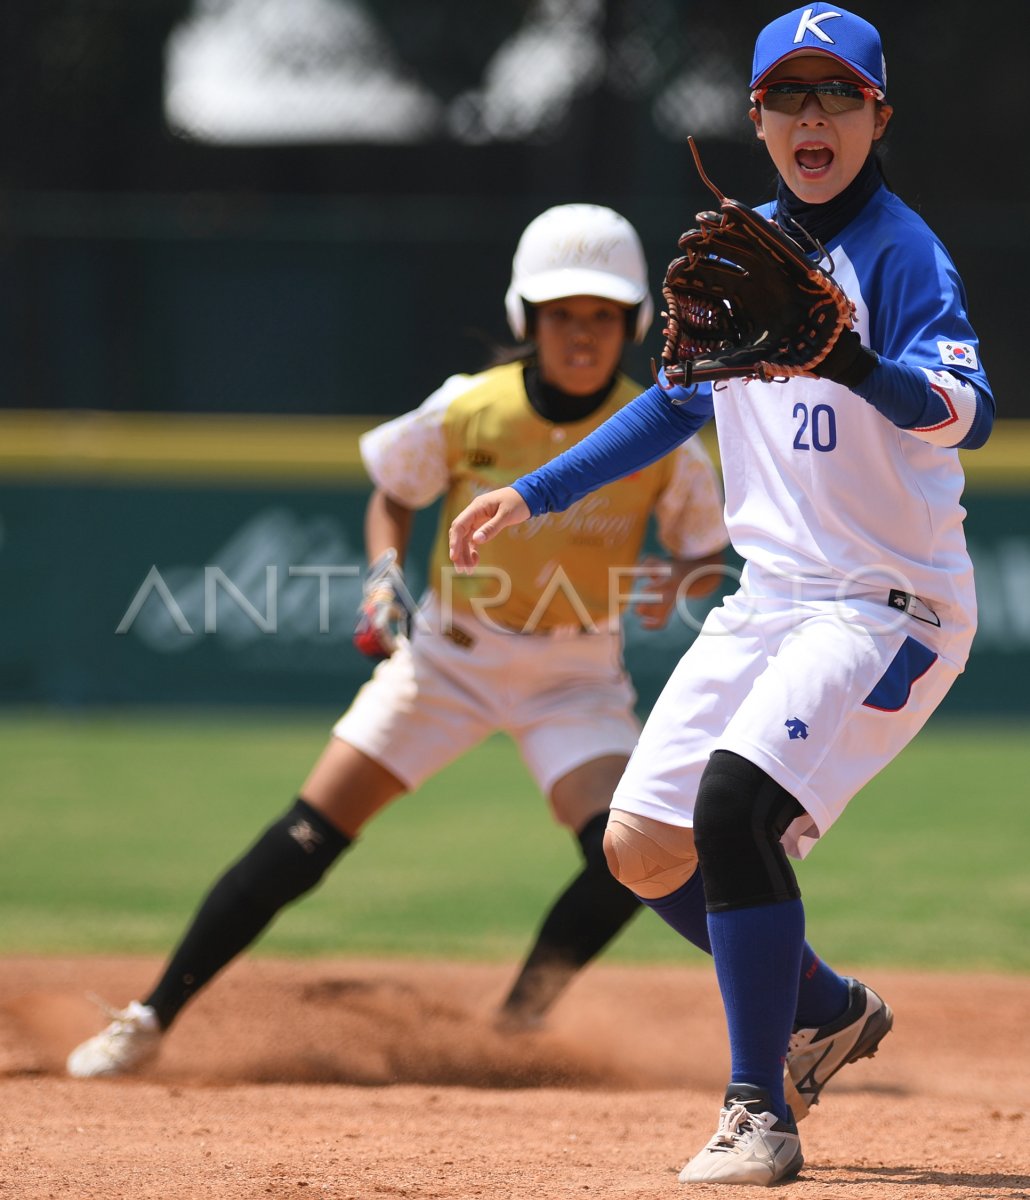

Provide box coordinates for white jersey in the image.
[714,190,983,621]
[510,184,993,842]
[714,365,974,616]
[516,185,990,650]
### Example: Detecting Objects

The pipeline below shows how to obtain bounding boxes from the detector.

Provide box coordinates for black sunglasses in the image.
[751,79,884,115]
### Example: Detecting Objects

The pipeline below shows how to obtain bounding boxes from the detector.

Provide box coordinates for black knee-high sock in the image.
[499,812,641,1022]
[144,799,351,1029]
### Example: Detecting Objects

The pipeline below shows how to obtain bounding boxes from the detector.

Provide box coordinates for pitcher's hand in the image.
[449,487,531,574]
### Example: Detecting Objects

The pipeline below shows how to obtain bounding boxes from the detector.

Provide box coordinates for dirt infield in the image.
[1,955,1027,1199]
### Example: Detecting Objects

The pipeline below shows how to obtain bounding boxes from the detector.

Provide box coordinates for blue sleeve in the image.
[849,205,995,449]
[513,383,714,516]
[853,358,995,450]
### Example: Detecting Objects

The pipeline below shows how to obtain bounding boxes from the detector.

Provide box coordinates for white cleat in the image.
[679,1084,803,1187]
[784,977,894,1121]
[66,999,162,1079]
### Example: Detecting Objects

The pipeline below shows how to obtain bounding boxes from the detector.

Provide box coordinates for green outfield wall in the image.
[1,413,1027,716]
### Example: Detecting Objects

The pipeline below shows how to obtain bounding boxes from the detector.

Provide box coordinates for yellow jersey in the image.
[360,362,726,633]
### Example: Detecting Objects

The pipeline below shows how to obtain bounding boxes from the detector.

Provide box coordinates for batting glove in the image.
[352,548,416,660]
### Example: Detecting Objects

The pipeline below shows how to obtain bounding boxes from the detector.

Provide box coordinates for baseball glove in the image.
[655,138,872,390]
[352,548,417,660]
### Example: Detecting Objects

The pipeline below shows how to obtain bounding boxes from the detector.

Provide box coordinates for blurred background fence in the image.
[1,0,1026,715]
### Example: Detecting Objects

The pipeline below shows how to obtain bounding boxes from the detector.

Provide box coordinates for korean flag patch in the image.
[937,340,978,370]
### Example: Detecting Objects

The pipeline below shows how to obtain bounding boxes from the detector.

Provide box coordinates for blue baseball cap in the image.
[751,5,886,95]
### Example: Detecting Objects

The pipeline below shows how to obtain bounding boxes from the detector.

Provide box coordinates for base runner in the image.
[67,203,728,1078]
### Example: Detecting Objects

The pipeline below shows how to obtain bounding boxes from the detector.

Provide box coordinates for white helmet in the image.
[505,203,654,344]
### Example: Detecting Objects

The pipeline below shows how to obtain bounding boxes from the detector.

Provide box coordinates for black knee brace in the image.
[229,797,352,913]
[692,751,805,911]
[145,799,352,1028]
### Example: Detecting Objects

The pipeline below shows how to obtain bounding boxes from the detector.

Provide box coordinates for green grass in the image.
[1,709,1027,973]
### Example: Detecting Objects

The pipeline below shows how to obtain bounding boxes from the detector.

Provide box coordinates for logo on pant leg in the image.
[785,717,809,740]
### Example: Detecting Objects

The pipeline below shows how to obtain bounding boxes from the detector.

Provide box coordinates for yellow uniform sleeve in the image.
[358,374,474,509]
[654,439,728,560]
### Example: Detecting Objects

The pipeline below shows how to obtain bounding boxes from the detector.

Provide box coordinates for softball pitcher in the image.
[450,6,995,1186]
[67,203,728,1078]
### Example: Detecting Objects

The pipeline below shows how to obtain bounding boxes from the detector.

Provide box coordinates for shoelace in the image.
[706,1104,756,1153]
[86,992,139,1031]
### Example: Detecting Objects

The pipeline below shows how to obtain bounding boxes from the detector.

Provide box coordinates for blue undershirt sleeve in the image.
[853,357,994,450]
[513,384,713,516]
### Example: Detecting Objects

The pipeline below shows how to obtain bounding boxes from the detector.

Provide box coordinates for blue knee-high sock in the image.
[795,943,850,1028]
[708,897,805,1120]
[638,870,711,953]
[640,876,848,1034]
